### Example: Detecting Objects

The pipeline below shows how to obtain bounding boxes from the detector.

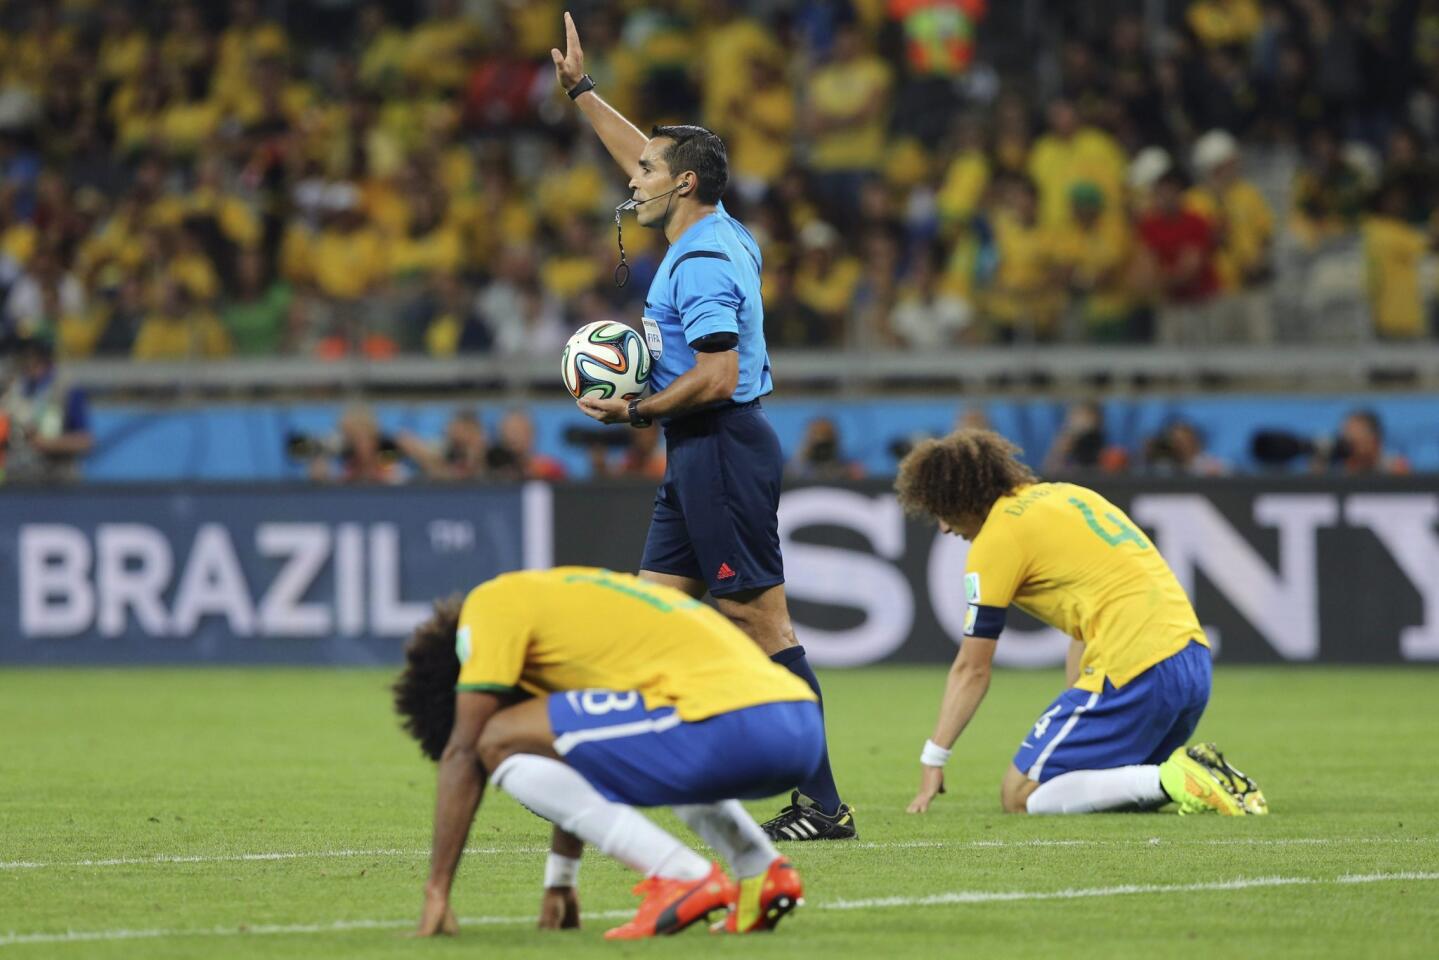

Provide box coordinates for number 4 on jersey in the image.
[1068,497,1150,550]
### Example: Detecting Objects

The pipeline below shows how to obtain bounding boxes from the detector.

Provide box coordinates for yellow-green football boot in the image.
[1189,742,1269,815]
[1159,743,1261,815]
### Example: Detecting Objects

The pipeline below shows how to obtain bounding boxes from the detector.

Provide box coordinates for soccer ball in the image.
[561,321,651,400]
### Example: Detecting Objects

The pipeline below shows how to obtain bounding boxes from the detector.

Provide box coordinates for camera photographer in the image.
[563,420,631,478]
[1251,409,1410,475]
[490,408,566,482]
[1143,420,1230,476]
[568,421,666,480]
[1042,400,1128,475]
[395,409,491,482]
[788,417,864,482]
[614,423,666,480]
[290,404,407,484]
[0,335,92,484]
[1324,410,1410,475]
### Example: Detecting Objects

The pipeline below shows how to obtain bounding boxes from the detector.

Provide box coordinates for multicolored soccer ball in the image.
[561,321,651,400]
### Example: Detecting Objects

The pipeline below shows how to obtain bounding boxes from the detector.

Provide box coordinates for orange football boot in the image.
[604,861,737,940]
[715,856,804,934]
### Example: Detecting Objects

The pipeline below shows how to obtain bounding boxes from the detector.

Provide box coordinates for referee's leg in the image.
[716,586,849,827]
[714,583,796,655]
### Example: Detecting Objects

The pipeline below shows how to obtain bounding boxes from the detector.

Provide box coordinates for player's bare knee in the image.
[476,711,532,772]
[476,724,518,774]
[1001,771,1036,817]
[478,699,558,773]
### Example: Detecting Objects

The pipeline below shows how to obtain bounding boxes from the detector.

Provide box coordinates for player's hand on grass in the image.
[538,886,581,930]
[577,396,629,425]
[906,765,947,813]
[413,888,459,937]
[551,11,586,91]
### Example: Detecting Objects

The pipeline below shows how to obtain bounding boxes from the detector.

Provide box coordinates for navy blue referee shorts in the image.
[640,399,785,598]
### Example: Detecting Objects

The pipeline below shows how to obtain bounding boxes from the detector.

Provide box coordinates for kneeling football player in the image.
[894,429,1269,817]
[393,566,820,939]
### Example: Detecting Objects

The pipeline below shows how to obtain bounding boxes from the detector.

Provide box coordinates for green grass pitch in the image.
[3,665,1437,958]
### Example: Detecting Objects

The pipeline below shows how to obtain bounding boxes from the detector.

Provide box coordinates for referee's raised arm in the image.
[552,11,647,181]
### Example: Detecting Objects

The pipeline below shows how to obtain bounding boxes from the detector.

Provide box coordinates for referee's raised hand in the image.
[551,11,585,91]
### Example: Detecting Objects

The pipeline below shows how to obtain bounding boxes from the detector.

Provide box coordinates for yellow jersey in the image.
[1027,129,1127,227]
[984,213,1063,331]
[1186,181,1275,291]
[1363,215,1429,339]
[809,56,894,172]
[1048,214,1135,325]
[963,483,1207,692]
[455,567,815,721]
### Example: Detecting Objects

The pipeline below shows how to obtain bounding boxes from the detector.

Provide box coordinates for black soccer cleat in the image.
[760,791,858,841]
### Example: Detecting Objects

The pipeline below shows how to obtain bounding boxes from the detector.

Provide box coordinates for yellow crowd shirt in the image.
[402,17,482,92]
[809,56,894,172]
[98,29,149,84]
[1363,215,1429,339]
[389,226,463,280]
[1048,214,1134,324]
[1186,181,1275,291]
[1027,129,1126,227]
[132,311,233,361]
[454,568,816,721]
[795,255,863,319]
[985,213,1063,331]
[727,83,796,186]
[936,150,991,229]
[1187,0,1263,48]
[962,483,1207,692]
[701,17,781,130]
[312,227,387,300]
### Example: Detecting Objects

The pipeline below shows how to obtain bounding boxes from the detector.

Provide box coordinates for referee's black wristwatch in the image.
[567,74,596,100]
[627,398,651,428]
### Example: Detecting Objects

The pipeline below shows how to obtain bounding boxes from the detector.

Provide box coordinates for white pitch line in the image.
[0,911,628,948]
[822,871,1439,910]
[0,846,547,871]
[2,872,1436,948]
[843,835,1439,852]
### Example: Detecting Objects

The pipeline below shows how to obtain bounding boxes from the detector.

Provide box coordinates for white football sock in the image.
[492,754,710,881]
[1025,765,1167,814]
[674,801,778,880]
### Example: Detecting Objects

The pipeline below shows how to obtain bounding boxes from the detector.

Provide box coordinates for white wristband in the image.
[920,739,952,767]
[544,852,581,889]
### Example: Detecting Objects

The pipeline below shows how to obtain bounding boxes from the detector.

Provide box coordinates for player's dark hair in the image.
[650,124,728,204]
[894,428,1038,524]
[392,596,463,761]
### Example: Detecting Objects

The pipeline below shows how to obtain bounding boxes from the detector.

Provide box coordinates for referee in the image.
[555,12,854,841]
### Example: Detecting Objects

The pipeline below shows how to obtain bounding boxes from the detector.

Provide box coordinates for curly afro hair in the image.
[392,596,463,761]
[894,428,1037,524]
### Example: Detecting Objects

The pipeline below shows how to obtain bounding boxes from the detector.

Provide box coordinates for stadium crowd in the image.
[0,0,1436,366]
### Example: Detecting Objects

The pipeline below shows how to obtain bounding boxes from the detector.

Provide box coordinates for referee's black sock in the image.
[770,645,843,817]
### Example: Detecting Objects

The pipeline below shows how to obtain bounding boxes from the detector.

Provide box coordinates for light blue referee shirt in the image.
[641,201,773,403]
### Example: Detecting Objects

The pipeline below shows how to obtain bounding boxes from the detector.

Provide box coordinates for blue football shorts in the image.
[640,399,785,598]
[1012,639,1212,783]
[546,689,823,807]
